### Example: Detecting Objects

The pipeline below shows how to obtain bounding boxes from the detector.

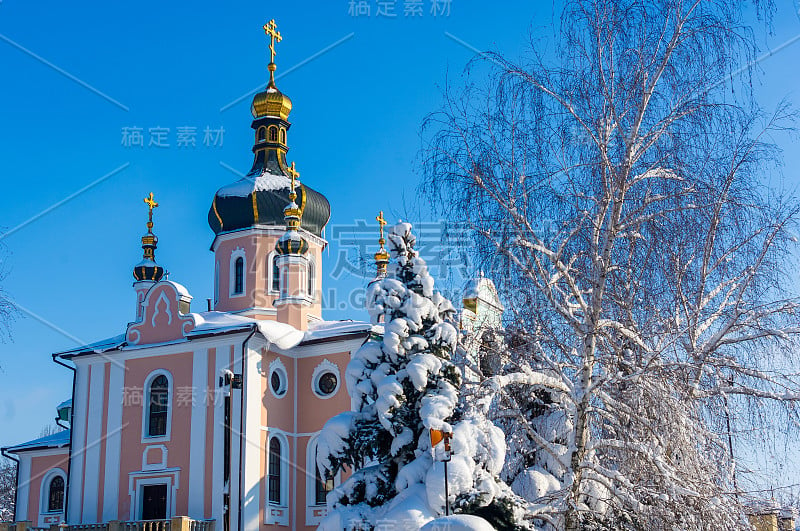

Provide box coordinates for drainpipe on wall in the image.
[52,353,77,524]
[0,447,19,521]
[238,325,257,531]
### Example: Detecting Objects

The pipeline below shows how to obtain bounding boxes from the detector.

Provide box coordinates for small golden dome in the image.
[252,63,292,119]
[251,87,292,120]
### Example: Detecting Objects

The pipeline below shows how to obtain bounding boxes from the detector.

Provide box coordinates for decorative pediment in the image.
[127,281,195,345]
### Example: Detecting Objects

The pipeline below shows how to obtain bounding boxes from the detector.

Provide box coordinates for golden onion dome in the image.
[251,64,293,119]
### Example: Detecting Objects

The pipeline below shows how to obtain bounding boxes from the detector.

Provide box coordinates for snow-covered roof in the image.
[56,312,371,359]
[3,429,70,454]
[57,398,72,410]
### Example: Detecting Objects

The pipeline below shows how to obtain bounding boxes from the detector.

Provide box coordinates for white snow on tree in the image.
[317,222,526,530]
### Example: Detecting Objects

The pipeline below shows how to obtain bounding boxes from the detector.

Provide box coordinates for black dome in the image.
[208,170,330,236]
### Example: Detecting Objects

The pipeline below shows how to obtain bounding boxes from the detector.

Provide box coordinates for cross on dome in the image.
[264,19,282,64]
[376,211,387,241]
[287,161,300,192]
[374,211,390,278]
[144,192,159,224]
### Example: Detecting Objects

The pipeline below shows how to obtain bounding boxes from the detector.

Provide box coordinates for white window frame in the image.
[265,430,290,525]
[267,251,280,295]
[268,358,288,399]
[141,370,173,442]
[229,248,246,298]
[311,359,341,400]
[307,256,316,300]
[39,467,67,514]
[305,435,340,526]
[214,260,220,305]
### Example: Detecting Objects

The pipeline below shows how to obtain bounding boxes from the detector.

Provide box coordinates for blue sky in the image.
[1,0,799,483]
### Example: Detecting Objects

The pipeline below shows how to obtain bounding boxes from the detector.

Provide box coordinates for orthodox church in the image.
[1,20,503,531]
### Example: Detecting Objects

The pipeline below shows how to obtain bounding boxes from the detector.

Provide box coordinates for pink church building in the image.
[1,20,504,531]
[2,21,373,531]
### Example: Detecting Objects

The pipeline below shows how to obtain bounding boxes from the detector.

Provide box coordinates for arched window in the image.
[257,127,266,142]
[279,128,286,144]
[307,258,315,298]
[269,126,278,142]
[147,375,169,437]
[272,255,280,293]
[47,475,64,511]
[268,437,282,504]
[314,455,333,505]
[234,257,244,295]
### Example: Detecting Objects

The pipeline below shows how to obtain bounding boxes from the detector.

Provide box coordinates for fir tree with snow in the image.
[317,222,526,530]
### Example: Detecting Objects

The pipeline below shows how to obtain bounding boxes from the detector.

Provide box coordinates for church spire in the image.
[275,162,309,256]
[249,19,293,176]
[133,192,165,282]
[374,211,390,279]
[264,18,282,89]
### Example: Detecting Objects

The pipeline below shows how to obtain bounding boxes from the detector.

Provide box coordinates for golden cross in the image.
[376,211,387,241]
[287,161,300,193]
[264,19,282,64]
[144,192,158,211]
[143,192,159,226]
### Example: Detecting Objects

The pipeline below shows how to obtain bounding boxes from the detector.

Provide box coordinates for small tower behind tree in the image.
[132,192,166,320]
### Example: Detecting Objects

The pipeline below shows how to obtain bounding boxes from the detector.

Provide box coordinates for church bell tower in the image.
[207,20,329,328]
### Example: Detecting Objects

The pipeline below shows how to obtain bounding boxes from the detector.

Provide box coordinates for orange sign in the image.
[430,428,452,448]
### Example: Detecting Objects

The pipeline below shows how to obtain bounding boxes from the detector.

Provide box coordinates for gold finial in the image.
[143,192,159,229]
[264,19,282,87]
[287,161,300,192]
[287,161,301,205]
[374,211,390,278]
[376,211,387,243]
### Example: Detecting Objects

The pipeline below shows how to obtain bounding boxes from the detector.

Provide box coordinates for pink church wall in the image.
[118,352,194,520]
[297,351,351,433]
[215,235,277,314]
[25,451,69,525]
[214,232,324,326]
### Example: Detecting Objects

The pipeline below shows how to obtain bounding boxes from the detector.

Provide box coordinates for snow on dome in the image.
[215,171,291,198]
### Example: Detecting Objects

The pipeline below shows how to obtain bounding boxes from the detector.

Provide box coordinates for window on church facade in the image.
[271,256,280,293]
[147,375,169,437]
[234,257,244,295]
[268,437,282,504]
[307,259,315,298]
[269,126,278,142]
[257,127,266,142]
[47,475,64,512]
[314,450,333,505]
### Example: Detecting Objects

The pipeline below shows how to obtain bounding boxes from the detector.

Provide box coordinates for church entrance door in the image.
[141,484,168,520]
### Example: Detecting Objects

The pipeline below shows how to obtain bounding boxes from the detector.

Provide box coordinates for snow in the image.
[511,468,561,502]
[317,222,525,530]
[421,515,496,531]
[215,171,291,198]
[316,412,358,473]
[5,429,71,453]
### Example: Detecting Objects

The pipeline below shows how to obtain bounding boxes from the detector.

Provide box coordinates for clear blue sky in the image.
[1,0,799,479]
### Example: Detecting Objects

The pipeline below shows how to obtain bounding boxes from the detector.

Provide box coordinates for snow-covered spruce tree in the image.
[317,222,526,530]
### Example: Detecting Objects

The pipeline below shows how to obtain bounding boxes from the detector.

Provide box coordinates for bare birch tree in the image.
[423,0,800,529]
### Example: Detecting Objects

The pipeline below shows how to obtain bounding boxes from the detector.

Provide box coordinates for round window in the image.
[269,366,287,398]
[317,372,338,396]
